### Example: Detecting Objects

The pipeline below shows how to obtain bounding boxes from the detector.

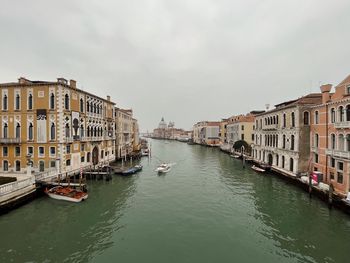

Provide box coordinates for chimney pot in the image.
[70,79,77,89]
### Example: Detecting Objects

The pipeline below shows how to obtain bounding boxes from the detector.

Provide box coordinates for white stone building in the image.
[252,94,322,175]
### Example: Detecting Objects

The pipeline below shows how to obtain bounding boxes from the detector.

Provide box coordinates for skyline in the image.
[1,0,350,131]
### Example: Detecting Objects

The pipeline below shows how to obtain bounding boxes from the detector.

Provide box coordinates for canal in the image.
[1,139,350,263]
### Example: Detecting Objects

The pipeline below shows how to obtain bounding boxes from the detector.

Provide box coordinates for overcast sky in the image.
[1,0,350,131]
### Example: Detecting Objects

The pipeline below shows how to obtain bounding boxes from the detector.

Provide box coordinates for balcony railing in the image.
[334,121,350,129]
[0,177,35,196]
[325,149,350,159]
[262,124,278,130]
[0,137,21,144]
[64,137,74,143]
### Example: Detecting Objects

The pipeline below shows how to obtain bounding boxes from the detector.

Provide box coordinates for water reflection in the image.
[0,174,138,263]
[216,150,350,263]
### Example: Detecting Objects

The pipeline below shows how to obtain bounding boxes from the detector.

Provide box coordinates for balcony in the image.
[334,121,350,129]
[64,137,74,143]
[262,124,278,130]
[0,138,21,144]
[325,149,350,159]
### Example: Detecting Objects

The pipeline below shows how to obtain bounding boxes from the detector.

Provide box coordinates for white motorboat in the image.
[45,186,88,203]
[155,163,171,173]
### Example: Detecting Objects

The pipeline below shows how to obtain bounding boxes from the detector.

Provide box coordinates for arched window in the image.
[291,112,295,127]
[94,127,97,137]
[87,101,90,112]
[338,134,345,151]
[87,152,91,163]
[282,156,285,168]
[315,111,319,124]
[276,154,279,166]
[15,94,20,110]
[65,123,70,137]
[90,102,93,113]
[304,111,310,125]
[3,123,8,138]
[15,123,21,138]
[283,113,286,128]
[276,135,278,148]
[80,98,84,112]
[346,105,350,121]
[94,103,97,113]
[50,93,55,109]
[276,115,279,124]
[64,94,69,110]
[291,135,295,150]
[331,134,336,149]
[346,134,350,152]
[330,108,335,123]
[282,135,286,149]
[51,123,55,140]
[339,106,344,122]
[28,94,33,110]
[290,158,294,172]
[28,123,33,140]
[273,116,276,124]
[314,134,319,148]
[80,125,84,137]
[3,94,8,110]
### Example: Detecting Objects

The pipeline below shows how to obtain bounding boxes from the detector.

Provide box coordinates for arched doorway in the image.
[92,146,99,165]
[268,154,273,166]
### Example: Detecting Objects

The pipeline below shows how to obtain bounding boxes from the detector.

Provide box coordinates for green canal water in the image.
[1,140,350,263]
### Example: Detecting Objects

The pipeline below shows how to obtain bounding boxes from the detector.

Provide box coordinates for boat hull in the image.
[46,192,88,202]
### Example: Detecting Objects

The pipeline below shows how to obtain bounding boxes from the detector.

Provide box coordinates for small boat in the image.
[251,165,265,173]
[155,163,171,173]
[45,186,88,203]
[141,149,150,156]
[230,154,241,159]
[122,164,143,175]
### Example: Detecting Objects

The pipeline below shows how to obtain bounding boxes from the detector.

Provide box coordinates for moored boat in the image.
[121,164,143,175]
[251,165,265,173]
[45,186,88,203]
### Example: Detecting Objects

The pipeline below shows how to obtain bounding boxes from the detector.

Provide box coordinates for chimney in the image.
[107,95,111,101]
[18,77,31,84]
[70,79,77,89]
[320,84,332,104]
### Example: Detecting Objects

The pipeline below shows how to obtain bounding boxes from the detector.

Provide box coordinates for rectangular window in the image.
[15,146,21,157]
[241,125,244,131]
[347,85,350,94]
[50,160,56,168]
[81,156,85,163]
[39,146,44,157]
[330,158,335,168]
[66,159,71,166]
[338,162,344,171]
[28,146,33,156]
[50,147,56,156]
[241,134,244,140]
[330,172,334,180]
[81,144,85,151]
[3,146,8,157]
[337,172,343,184]
[251,134,254,140]
[314,153,319,163]
[66,145,71,154]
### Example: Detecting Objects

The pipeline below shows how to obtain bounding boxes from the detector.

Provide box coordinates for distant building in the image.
[152,118,186,140]
[193,121,220,146]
